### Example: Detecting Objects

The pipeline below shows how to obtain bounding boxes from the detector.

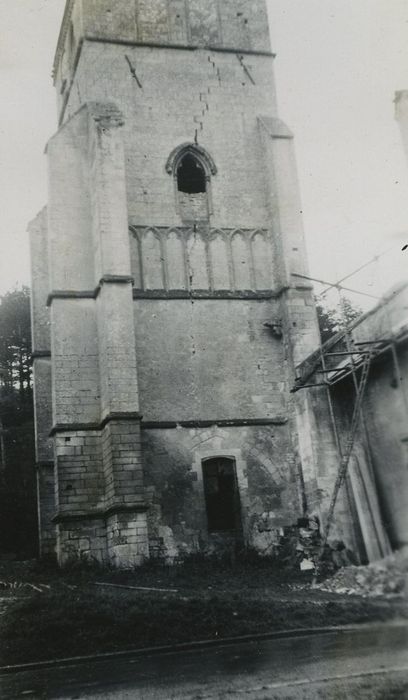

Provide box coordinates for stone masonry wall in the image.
[46,109,95,292]
[96,285,139,420]
[56,518,106,566]
[29,209,51,354]
[129,227,276,293]
[106,511,149,568]
[32,2,323,565]
[36,464,56,558]
[29,210,52,462]
[42,103,148,565]
[143,424,300,561]
[61,45,277,232]
[102,421,145,512]
[54,0,271,112]
[55,430,104,516]
[51,299,100,425]
[53,420,147,565]
[29,208,55,556]
[134,298,287,423]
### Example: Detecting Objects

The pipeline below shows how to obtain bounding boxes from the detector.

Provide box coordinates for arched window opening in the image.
[166,143,216,223]
[177,154,207,194]
[202,457,242,533]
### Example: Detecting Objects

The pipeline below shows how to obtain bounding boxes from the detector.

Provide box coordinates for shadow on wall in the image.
[143,435,202,562]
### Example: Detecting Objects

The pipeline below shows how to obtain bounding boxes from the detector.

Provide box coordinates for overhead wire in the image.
[292,273,380,300]
[317,246,395,299]
[293,243,399,303]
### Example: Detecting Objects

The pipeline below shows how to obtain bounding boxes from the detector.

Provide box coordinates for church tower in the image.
[30,0,319,566]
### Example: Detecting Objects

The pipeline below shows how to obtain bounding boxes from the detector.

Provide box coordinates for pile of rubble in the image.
[276,516,355,575]
[316,550,408,598]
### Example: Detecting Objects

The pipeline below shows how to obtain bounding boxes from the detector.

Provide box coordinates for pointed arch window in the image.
[177,153,207,194]
[166,143,217,223]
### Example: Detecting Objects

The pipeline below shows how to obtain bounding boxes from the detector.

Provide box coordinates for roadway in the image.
[1,622,407,699]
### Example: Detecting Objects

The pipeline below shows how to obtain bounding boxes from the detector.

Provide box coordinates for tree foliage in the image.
[0,287,37,558]
[315,296,362,344]
[0,287,32,421]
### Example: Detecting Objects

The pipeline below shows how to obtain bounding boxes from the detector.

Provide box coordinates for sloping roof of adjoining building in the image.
[293,279,408,391]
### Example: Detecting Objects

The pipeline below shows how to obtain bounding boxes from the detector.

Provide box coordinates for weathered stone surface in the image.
[143,424,298,559]
[31,1,322,567]
[53,0,272,111]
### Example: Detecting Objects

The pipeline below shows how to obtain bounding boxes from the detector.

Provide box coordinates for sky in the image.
[0,0,408,310]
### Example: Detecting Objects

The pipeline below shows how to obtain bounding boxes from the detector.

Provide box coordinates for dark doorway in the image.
[202,457,242,533]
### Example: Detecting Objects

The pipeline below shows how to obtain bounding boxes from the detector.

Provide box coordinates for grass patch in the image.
[0,558,405,666]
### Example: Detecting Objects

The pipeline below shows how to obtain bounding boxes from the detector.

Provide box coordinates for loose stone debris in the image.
[273,516,356,575]
[316,551,408,598]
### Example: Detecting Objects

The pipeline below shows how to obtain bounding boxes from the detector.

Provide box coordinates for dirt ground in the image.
[242,671,408,699]
[0,558,406,667]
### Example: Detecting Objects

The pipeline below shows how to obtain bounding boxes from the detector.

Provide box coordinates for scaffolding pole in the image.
[312,351,372,585]
[344,330,390,558]
[319,346,366,561]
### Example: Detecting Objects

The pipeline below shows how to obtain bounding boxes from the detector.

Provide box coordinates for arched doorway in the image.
[202,457,243,535]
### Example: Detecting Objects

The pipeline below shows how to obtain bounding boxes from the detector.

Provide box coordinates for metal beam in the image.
[354,340,390,345]
[291,383,328,392]
[325,351,368,357]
